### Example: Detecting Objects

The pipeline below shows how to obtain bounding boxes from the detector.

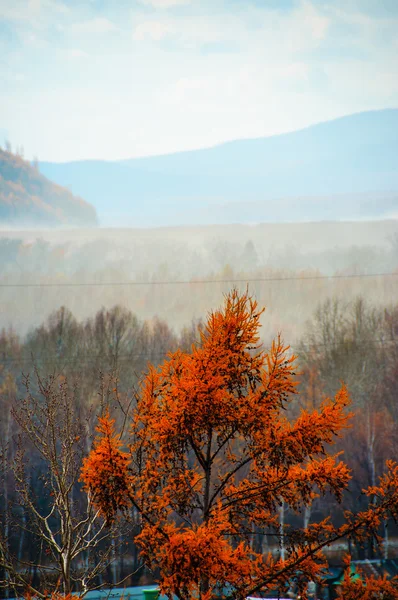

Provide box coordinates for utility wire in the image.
[0,271,397,288]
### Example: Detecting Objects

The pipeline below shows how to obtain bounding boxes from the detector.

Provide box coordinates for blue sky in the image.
[1,0,397,161]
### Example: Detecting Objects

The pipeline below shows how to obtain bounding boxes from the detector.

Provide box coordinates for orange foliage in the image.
[338,574,398,600]
[80,410,131,524]
[336,555,398,600]
[81,289,398,599]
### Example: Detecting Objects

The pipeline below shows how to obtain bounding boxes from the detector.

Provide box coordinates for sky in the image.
[1,0,398,162]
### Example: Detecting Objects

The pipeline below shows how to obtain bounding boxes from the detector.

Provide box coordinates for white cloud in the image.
[132,12,247,48]
[138,0,192,8]
[23,32,48,47]
[0,0,68,22]
[329,3,398,45]
[133,20,174,41]
[131,2,330,53]
[277,62,310,81]
[301,1,329,40]
[71,17,118,34]
[2,0,398,161]
[63,48,89,59]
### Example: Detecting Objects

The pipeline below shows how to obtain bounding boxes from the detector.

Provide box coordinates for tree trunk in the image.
[112,537,118,585]
[366,411,377,559]
[304,504,311,529]
[384,520,389,560]
[1,411,11,598]
[279,500,285,562]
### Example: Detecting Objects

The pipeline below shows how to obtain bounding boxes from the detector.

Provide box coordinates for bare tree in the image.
[0,371,129,598]
[297,296,397,558]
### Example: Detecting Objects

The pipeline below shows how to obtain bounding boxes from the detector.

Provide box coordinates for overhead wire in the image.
[0,271,397,288]
[1,271,397,366]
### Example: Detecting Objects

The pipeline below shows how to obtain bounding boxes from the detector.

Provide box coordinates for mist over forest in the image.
[1,220,398,343]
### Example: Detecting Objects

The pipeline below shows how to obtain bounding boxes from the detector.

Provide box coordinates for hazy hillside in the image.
[0,149,97,227]
[40,109,398,226]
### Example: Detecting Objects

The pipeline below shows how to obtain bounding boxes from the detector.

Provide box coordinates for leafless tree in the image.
[297,296,398,557]
[0,370,137,598]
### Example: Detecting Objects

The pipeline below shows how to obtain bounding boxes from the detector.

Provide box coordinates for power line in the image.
[0,272,397,288]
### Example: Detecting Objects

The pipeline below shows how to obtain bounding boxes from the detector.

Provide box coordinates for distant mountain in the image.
[40,109,398,226]
[0,149,97,227]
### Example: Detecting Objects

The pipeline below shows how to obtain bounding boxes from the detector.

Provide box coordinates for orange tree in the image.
[81,289,398,600]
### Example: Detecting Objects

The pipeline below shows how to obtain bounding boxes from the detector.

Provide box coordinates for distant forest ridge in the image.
[39,108,398,226]
[1,219,398,337]
[0,148,97,227]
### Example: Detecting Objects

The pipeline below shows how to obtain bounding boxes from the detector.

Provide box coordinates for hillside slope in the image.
[0,150,97,227]
[40,109,398,226]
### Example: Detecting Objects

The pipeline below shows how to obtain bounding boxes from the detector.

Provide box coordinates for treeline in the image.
[296,297,398,558]
[1,228,398,283]
[1,296,398,595]
[0,306,200,596]
[1,234,398,342]
[0,305,201,394]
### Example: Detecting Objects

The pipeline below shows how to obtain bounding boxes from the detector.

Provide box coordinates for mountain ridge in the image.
[42,108,398,165]
[39,109,398,226]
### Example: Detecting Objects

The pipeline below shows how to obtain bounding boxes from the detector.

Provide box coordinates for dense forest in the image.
[1,221,398,597]
[0,148,97,227]
[1,290,398,595]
